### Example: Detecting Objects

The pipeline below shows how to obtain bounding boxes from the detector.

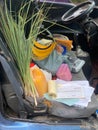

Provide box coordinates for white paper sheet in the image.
[74,86,94,107]
[57,84,85,99]
[56,79,94,107]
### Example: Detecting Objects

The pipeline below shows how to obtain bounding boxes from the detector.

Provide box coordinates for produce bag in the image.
[56,63,72,81]
[30,66,48,97]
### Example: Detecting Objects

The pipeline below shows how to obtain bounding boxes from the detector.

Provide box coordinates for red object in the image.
[30,63,35,68]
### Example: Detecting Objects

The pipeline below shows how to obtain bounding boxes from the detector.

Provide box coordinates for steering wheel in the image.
[62,1,95,23]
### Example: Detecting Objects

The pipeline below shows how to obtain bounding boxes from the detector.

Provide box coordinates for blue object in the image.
[61,45,67,55]
[0,113,93,130]
[0,121,87,130]
[96,110,98,118]
[0,123,83,130]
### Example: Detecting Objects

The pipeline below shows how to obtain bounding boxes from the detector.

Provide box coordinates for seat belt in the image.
[0,54,27,118]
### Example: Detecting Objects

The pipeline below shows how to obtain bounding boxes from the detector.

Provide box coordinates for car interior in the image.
[0,0,98,129]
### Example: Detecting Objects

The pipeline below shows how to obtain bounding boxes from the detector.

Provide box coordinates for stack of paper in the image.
[44,79,94,108]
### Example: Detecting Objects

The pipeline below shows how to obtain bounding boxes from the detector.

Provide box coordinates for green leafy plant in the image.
[0,0,47,105]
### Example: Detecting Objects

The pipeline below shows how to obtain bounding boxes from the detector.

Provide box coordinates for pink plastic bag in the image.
[56,63,72,81]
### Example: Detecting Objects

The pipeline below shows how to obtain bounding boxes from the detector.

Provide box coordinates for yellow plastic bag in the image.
[30,66,48,97]
[32,41,57,60]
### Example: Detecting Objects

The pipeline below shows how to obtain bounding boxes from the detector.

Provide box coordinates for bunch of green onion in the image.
[0,0,47,105]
